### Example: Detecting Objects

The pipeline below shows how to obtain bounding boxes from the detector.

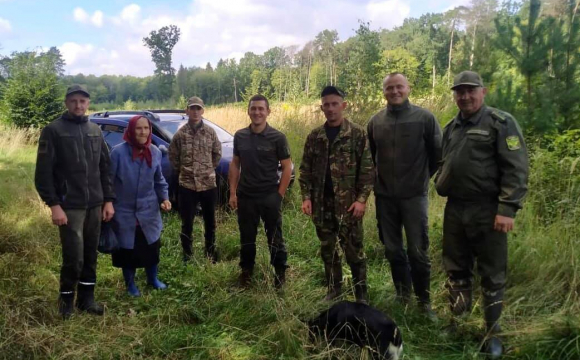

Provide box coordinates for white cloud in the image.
[73,7,89,22]
[62,0,412,76]
[0,17,12,33]
[91,11,104,27]
[120,4,141,23]
[366,0,411,26]
[73,7,104,27]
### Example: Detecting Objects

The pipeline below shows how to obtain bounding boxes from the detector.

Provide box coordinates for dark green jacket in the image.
[35,112,115,209]
[435,105,529,217]
[367,100,442,198]
[299,119,374,226]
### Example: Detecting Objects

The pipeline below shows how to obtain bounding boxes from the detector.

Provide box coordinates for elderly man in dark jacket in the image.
[436,71,529,358]
[35,85,115,319]
[367,73,442,319]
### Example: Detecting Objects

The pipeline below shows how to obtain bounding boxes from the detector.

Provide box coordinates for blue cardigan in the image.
[109,142,169,249]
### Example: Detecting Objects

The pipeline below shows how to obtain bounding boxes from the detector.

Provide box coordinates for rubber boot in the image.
[481,289,504,359]
[239,268,253,288]
[122,268,141,297]
[323,262,342,301]
[274,265,287,290]
[351,263,369,305]
[447,279,473,316]
[58,292,75,320]
[145,264,167,290]
[76,284,104,315]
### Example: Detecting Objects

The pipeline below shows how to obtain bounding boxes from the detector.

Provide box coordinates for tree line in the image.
[0,0,579,133]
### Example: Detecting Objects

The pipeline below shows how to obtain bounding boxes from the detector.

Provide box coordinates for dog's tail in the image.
[387,326,403,360]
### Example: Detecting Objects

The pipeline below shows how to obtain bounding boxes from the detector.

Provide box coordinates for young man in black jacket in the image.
[35,85,115,319]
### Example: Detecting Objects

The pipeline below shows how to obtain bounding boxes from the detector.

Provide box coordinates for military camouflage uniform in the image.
[435,104,528,328]
[168,120,222,260]
[299,119,374,301]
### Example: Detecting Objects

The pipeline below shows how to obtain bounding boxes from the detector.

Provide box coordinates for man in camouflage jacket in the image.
[169,96,222,263]
[300,86,374,303]
[435,71,529,358]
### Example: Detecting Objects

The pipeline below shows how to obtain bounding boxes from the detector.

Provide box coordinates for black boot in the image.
[323,262,342,301]
[238,268,253,288]
[58,292,75,320]
[481,289,504,359]
[76,283,104,316]
[351,263,369,305]
[205,235,218,264]
[446,279,472,316]
[274,265,287,289]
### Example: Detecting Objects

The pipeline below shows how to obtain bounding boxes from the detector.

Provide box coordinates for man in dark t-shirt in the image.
[228,95,293,289]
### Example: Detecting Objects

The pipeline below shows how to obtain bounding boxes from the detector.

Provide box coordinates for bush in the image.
[0,51,64,128]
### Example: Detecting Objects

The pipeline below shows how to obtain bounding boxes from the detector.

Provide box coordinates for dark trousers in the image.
[375,195,431,302]
[442,199,507,293]
[59,206,101,294]
[238,192,287,270]
[178,186,216,257]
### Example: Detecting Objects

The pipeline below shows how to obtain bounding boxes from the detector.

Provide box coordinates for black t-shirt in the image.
[233,124,291,197]
[324,123,341,197]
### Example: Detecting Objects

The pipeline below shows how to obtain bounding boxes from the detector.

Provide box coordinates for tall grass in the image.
[0,103,579,359]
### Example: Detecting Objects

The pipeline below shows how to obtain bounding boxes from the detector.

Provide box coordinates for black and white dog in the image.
[309,301,403,360]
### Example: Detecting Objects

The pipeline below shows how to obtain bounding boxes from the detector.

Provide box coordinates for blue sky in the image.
[0,0,467,76]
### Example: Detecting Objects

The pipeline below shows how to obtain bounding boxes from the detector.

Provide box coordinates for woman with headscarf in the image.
[109,115,172,296]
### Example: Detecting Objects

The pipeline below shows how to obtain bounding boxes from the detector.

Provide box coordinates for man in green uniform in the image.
[435,71,529,358]
[300,86,374,304]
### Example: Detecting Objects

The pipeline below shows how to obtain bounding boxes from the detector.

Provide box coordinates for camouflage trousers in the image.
[315,196,366,268]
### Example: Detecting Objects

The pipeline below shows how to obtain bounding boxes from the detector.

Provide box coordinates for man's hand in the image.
[301,199,312,216]
[50,205,68,226]
[494,215,514,233]
[160,200,172,212]
[229,194,238,210]
[102,202,115,222]
[348,201,366,219]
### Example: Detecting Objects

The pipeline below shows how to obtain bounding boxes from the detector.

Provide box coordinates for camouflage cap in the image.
[451,71,484,90]
[66,84,90,98]
[187,96,204,109]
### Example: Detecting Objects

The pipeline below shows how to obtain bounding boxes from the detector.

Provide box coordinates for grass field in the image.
[0,104,579,359]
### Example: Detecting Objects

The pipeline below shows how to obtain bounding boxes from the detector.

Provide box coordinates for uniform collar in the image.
[186,119,206,133]
[317,118,352,140]
[387,99,411,113]
[249,122,271,136]
[453,105,487,126]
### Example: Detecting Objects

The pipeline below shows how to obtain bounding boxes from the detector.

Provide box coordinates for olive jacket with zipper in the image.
[35,112,115,209]
[367,100,442,199]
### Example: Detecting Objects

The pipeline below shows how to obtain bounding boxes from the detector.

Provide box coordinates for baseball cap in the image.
[321,86,346,98]
[187,96,204,108]
[66,84,90,98]
[451,71,484,90]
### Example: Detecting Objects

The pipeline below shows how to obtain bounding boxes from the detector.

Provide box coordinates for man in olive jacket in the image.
[367,73,441,317]
[300,86,374,304]
[435,71,528,358]
[35,85,115,319]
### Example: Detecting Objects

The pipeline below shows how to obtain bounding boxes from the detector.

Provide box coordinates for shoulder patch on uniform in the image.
[506,136,521,150]
[467,129,490,136]
[491,110,507,123]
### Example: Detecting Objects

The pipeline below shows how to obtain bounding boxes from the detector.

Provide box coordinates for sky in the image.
[0,0,468,77]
